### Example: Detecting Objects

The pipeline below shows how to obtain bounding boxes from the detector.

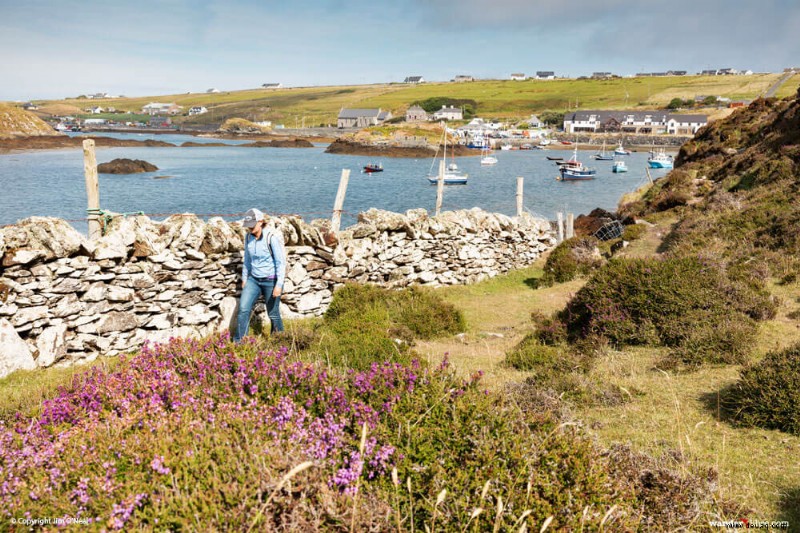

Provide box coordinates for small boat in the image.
[647,148,674,169]
[520,144,533,150]
[539,138,551,146]
[612,160,628,173]
[363,163,383,173]
[480,142,498,165]
[593,141,614,160]
[427,123,468,185]
[614,141,631,155]
[557,144,596,180]
[560,140,573,145]
[560,167,597,180]
[546,156,563,161]
[500,144,513,151]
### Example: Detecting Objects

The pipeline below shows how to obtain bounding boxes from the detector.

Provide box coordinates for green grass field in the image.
[36,74,792,127]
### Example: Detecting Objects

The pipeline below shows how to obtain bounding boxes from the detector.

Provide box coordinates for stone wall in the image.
[0,208,554,377]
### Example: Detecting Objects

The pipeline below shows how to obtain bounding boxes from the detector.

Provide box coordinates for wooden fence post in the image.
[330,169,350,233]
[82,139,101,240]
[566,213,574,239]
[557,212,564,243]
[516,176,524,217]
[435,161,445,216]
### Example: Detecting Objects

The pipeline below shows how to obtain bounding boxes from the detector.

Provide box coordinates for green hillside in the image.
[31,74,798,126]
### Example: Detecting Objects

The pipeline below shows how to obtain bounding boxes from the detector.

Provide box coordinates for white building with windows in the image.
[564,110,707,135]
[431,105,463,121]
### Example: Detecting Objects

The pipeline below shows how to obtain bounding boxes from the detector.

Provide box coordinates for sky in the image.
[1,0,799,101]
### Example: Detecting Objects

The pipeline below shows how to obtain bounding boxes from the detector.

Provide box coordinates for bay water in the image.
[0,132,668,233]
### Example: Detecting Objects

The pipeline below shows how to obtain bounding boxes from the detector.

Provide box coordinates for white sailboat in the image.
[480,139,498,166]
[427,124,468,185]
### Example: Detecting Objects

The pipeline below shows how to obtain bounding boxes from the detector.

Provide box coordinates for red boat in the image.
[560,140,573,145]
[363,163,383,173]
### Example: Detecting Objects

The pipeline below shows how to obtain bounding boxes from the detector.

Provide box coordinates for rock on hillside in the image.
[218,118,271,134]
[0,104,60,139]
[98,158,159,174]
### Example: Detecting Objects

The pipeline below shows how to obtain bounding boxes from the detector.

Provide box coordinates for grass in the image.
[26,74,787,127]
[415,217,800,521]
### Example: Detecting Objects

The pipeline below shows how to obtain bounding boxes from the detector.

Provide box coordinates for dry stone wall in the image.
[0,208,555,377]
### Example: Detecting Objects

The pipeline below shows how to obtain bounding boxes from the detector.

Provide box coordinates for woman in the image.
[234,208,286,342]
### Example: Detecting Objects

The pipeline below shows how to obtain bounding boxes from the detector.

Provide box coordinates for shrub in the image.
[729,343,800,434]
[321,283,465,369]
[540,236,603,286]
[0,334,692,531]
[622,223,647,242]
[560,256,774,365]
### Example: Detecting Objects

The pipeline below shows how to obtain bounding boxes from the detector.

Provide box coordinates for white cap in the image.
[242,208,265,228]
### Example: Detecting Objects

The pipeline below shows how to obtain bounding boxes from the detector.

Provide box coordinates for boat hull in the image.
[647,160,673,169]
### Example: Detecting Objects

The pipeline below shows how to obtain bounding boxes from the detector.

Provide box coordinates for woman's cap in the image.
[242,208,265,228]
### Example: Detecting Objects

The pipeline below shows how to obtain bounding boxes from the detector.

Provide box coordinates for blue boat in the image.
[647,148,674,169]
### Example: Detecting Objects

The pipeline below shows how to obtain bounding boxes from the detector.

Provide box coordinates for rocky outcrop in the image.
[0,208,554,373]
[242,139,314,148]
[218,118,271,134]
[97,158,159,174]
[325,139,475,158]
[0,104,58,139]
[0,136,174,152]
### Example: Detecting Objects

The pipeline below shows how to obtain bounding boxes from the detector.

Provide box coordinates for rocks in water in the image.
[241,139,314,148]
[98,158,158,174]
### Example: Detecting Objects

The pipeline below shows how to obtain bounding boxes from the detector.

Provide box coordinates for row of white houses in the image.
[563,110,707,135]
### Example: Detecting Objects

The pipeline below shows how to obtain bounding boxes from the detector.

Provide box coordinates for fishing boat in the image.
[363,163,383,173]
[560,167,597,180]
[593,141,614,160]
[427,124,468,185]
[614,141,631,155]
[647,147,674,169]
[612,160,628,173]
[557,145,597,180]
[546,156,563,161]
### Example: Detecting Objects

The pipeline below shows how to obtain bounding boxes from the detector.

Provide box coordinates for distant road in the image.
[764,72,794,98]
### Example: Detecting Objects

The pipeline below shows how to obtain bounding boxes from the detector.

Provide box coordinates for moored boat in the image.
[614,141,631,155]
[363,163,383,173]
[647,148,674,169]
[427,123,468,185]
[612,160,628,173]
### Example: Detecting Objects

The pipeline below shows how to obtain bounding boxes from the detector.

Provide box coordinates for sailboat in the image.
[427,124,468,185]
[480,140,498,166]
[593,140,614,160]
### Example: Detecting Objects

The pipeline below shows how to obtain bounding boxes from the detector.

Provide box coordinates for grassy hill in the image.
[27,73,800,127]
[0,103,59,138]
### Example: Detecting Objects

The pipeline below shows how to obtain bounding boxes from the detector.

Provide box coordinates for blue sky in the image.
[1,0,798,100]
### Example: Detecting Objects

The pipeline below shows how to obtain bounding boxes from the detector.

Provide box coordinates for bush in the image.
[322,283,466,369]
[540,236,604,286]
[622,223,647,242]
[729,343,800,434]
[560,256,774,366]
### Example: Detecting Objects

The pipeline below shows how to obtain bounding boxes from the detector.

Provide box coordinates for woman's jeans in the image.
[234,276,284,341]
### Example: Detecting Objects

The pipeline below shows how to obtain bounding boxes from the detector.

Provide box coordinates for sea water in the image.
[0,133,668,233]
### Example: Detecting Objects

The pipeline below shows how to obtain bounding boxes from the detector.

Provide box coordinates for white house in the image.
[261,83,282,89]
[142,103,183,116]
[510,73,526,80]
[405,105,428,122]
[535,71,555,79]
[86,106,104,114]
[665,114,707,135]
[206,88,220,93]
[188,106,208,116]
[527,115,544,128]
[83,118,107,125]
[337,108,392,128]
[453,75,474,82]
[403,76,424,84]
[431,105,463,121]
